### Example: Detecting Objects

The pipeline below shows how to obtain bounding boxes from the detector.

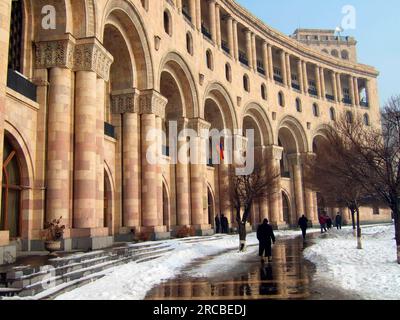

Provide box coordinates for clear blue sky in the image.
[237,0,400,107]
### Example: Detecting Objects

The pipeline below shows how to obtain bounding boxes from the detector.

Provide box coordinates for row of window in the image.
[322,49,350,60]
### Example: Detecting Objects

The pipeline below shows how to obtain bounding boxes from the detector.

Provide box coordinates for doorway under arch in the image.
[282,191,290,225]
[207,186,215,228]
[104,169,113,234]
[1,137,22,238]
[162,182,170,231]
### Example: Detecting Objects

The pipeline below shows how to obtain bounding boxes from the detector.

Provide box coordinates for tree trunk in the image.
[394,203,400,264]
[356,207,362,250]
[350,208,356,237]
[238,222,247,252]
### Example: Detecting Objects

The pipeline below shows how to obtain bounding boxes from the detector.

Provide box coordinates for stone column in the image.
[245,30,252,69]
[176,118,191,226]
[288,154,305,224]
[232,20,239,61]
[302,61,309,94]
[73,70,98,229]
[251,33,257,72]
[266,146,284,228]
[258,146,269,220]
[0,0,12,215]
[190,0,196,23]
[111,89,140,229]
[227,16,234,57]
[302,153,317,225]
[176,0,182,12]
[285,53,291,88]
[195,0,201,30]
[267,44,273,80]
[297,59,303,92]
[354,77,360,106]
[155,116,163,226]
[332,71,338,102]
[188,118,211,234]
[215,3,221,48]
[315,66,321,98]
[139,90,168,237]
[209,0,217,43]
[349,75,355,106]
[280,51,287,86]
[72,39,113,235]
[336,73,343,103]
[46,68,73,226]
[262,42,269,79]
[320,67,326,100]
[96,79,106,228]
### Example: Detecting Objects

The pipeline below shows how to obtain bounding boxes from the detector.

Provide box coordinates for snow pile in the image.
[304,224,400,300]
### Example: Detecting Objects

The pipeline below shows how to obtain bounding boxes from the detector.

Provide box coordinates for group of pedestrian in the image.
[319,212,342,233]
[215,214,229,234]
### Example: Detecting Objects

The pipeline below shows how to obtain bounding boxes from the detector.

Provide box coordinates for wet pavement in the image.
[145,234,359,300]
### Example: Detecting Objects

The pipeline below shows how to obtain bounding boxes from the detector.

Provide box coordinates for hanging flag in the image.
[217,141,224,161]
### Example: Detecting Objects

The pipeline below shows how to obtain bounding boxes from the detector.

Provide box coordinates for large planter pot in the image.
[45,240,61,256]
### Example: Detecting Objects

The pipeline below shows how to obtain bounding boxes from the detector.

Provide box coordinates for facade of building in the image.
[0,0,391,265]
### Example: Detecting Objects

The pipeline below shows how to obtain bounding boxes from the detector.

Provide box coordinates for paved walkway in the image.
[145,234,359,300]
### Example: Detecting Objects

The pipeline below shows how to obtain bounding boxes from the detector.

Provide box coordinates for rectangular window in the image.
[373,207,380,215]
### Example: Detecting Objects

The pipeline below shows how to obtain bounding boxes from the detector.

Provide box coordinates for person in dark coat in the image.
[319,214,327,234]
[215,215,221,233]
[326,215,333,230]
[298,215,308,240]
[220,214,229,234]
[335,213,342,230]
[257,219,276,263]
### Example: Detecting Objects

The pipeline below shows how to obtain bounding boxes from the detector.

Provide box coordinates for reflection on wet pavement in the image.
[146,236,315,300]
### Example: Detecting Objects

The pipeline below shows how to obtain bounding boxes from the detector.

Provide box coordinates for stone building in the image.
[0,0,391,264]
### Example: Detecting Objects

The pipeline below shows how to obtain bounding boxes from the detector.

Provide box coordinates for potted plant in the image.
[43,217,65,256]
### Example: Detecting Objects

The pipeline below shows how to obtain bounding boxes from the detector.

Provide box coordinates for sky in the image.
[237,0,400,107]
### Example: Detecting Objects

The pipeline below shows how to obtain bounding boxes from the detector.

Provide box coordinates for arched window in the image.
[243,74,250,92]
[312,103,319,117]
[225,63,232,82]
[261,84,267,100]
[206,50,213,70]
[1,137,22,238]
[330,107,336,121]
[8,0,24,72]
[186,32,193,55]
[341,50,349,60]
[346,111,354,124]
[322,49,329,55]
[296,98,302,112]
[141,0,149,10]
[164,10,172,36]
[363,113,370,126]
[331,49,339,58]
[278,91,285,107]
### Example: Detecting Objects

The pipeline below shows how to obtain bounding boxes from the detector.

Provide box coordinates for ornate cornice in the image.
[34,37,114,81]
[139,89,168,118]
[110,89,140,114]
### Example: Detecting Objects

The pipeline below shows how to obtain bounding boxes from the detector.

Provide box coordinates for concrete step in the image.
[1,245,174,298]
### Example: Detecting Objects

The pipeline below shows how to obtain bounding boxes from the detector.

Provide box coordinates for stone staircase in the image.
[0,242,175,300]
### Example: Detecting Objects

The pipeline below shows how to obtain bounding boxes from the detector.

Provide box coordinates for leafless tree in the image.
[229,161,280,252]
[304,130,373,249]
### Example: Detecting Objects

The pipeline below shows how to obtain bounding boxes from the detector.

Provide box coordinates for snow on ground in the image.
[54,228,314,300]
[304,224,400,300]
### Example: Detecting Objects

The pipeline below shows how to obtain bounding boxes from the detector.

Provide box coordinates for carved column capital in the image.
[187,118,211,135]
[139,89,168,118]
[74,38,114,81]
[265,145,284,161]
[110,88,140,114]
[35,37,75,70]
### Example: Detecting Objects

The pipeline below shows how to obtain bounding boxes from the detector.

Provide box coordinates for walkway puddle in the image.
[146,236,314,300]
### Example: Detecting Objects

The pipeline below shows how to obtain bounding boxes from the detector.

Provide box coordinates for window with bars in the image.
[8,0,24,73]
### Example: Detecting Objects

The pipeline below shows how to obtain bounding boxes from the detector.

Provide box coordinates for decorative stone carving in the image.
[187,118,211,135]
[35,39,75,70]
[154,36,161,51]
[111,89,140,114]
[35,37,114,81]
[265,145,283,161]
[139,89,168,118]
[74,38,114,81]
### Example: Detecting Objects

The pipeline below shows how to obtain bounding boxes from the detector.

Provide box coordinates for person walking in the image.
[215,215,221,234]
[298,215,309,240]
[326,214,333,230]
[335,213,342,230]
[319,214,327,234]
[257,219,276,263]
